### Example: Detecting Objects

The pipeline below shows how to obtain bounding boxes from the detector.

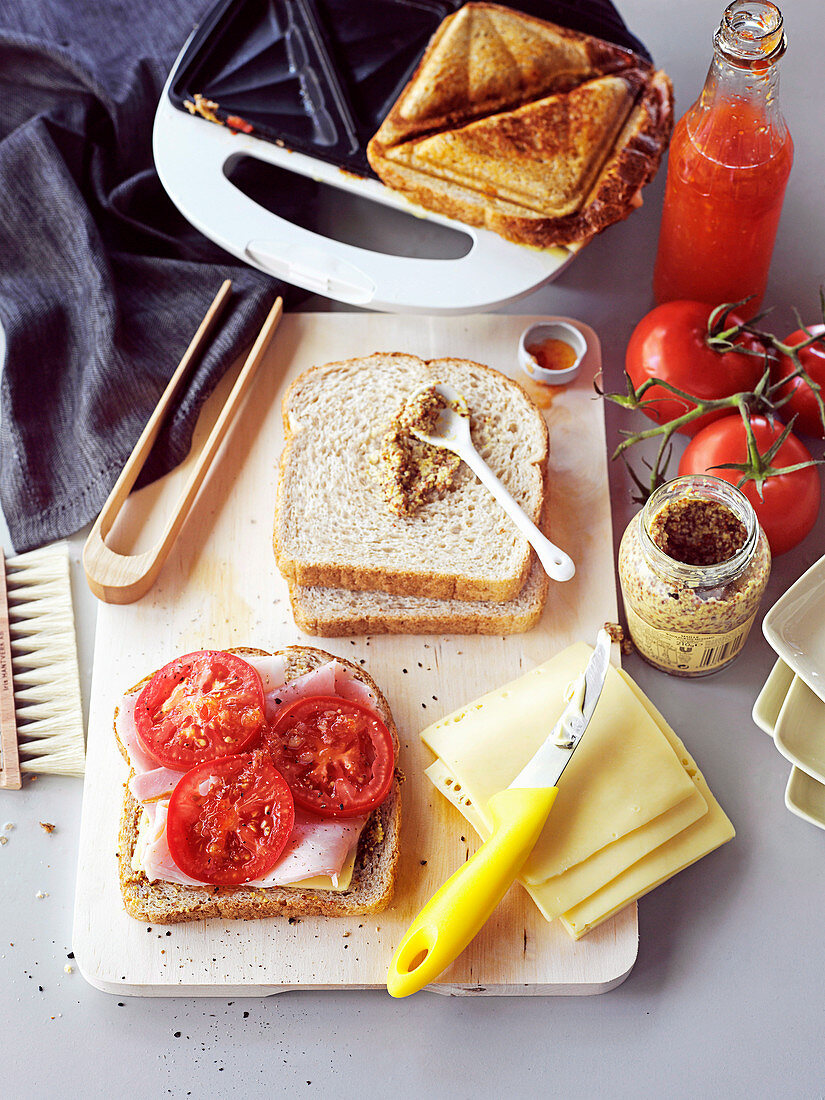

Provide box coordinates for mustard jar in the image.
[618,475,771,677]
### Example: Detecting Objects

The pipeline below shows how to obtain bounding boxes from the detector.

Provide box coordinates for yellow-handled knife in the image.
[386,629,613,998]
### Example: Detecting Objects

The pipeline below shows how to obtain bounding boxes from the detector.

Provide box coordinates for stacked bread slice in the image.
[273,352,551,635]
[367,2,673,248]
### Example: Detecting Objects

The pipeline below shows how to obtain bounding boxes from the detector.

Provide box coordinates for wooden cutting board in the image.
[73,313,637,997]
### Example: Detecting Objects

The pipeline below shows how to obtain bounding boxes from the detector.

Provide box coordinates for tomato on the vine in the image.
[626,301,765,436]
[677,415,820,556]
[774,325,825,437]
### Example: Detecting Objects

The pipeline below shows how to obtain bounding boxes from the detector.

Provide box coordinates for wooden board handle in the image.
[83,291,284,604]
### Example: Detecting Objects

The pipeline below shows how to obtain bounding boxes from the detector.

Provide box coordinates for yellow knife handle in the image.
[386,786,557,998]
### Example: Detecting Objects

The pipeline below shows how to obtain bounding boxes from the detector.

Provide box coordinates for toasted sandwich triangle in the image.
[389,71,644,218]
[381,1,641,147]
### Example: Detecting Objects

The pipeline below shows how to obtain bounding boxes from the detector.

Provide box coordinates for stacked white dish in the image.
[754,555,825,830]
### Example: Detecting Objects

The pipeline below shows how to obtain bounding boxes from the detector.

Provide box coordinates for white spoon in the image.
[410,383,576,583]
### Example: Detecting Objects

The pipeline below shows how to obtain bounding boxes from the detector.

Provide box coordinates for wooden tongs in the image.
[83,281,283,604]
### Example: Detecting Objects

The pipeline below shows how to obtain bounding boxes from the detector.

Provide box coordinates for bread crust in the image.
[366,2,673,249]
[116,646,402,923]
[289,579,545,636]
[273,352,549,603]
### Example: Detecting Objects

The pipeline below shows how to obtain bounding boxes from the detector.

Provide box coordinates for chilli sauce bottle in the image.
[653,1,793,317]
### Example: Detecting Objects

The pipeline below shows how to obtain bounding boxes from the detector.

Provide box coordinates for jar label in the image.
[624,605,757,673]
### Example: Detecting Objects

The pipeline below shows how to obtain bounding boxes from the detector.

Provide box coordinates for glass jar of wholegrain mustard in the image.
[618,474,771,677]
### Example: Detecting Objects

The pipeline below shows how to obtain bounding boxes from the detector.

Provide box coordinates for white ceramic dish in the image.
[785,766,825,832]
[518,321,587,385]
[763,553,825,703]
[773,673,825,783]
[752,658,795,736]
[752,662,825,833]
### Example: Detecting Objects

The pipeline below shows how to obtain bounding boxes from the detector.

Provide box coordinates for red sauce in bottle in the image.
[653,2,792,318]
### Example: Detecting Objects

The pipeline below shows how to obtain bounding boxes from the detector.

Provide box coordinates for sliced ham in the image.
[245,652,287,694]
[260,661,337,721]
[139,801,204,887]
[129,766,184,803]
[258,811,367,885]
[137,800,365,888]
[334,661,378,711]
[255,658,379,722]
[115,692,160,775]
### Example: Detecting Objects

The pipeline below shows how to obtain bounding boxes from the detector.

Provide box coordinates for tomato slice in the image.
[134,650,266,770]
[264,695,395,819]
[166,752,294,885]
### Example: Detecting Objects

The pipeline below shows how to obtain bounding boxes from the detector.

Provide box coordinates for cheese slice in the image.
[421,644,697,880]
[280,846,358,894]
[427,756,709,918]
[559,672,735,938]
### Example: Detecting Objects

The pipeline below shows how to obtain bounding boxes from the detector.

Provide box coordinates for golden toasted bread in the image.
[376,1,644,146]
[367,3,673,248]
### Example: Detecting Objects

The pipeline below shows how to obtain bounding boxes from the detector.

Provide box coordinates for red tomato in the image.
[626,301,765,435]
[264,695,395,819]
[166,752,294,885]
[774,325,825,437]
[678,415,820,556]
[135,650,265,770]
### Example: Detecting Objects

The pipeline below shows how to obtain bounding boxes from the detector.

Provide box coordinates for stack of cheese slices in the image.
[422,642,735,938]
[274,351,552,636]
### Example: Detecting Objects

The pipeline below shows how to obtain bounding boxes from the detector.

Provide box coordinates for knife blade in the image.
[510,627,612,791]
[386,629,613,998]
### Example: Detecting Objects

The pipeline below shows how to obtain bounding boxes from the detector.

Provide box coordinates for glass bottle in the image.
[618,475,771,677]
[653,1,793,317]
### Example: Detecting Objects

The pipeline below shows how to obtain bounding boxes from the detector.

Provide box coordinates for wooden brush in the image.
[0,542,85,788]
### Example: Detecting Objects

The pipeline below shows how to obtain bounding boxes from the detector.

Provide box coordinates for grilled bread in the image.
[367,2,673,248]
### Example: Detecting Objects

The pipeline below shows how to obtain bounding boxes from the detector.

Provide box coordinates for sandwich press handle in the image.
[386,786,557,998]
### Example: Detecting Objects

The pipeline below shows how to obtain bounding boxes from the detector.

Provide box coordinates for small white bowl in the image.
[518,321,587,385]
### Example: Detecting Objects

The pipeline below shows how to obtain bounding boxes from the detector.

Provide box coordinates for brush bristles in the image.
[5,543,85,777]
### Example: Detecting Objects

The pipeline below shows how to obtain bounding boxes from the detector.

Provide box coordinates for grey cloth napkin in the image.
[0,0,305,552]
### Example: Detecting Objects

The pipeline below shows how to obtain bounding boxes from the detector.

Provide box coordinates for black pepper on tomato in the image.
[262,695,395,818]
[135,650,266,770]
[166,751,294,885]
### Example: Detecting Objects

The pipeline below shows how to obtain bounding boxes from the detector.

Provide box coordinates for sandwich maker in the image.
[153,0,649,312]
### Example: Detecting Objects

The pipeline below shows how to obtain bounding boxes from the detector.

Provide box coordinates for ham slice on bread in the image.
[116,646,401,922]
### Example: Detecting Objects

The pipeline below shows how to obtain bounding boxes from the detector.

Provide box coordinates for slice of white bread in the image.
[117,646,402,922]
[274,353,549,603]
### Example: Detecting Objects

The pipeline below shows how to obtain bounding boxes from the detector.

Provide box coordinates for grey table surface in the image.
[3,0,825,1096]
